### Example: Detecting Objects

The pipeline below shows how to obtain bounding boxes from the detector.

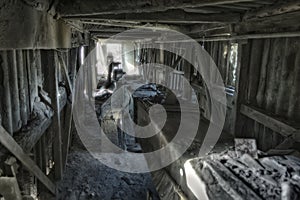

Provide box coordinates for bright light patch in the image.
[184,160,209,200]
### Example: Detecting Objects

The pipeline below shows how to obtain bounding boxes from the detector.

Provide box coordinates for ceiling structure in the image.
[37,0,300,40]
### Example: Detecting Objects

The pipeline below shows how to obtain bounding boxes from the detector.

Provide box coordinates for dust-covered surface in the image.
[187,149,300,200]
[55,121,160,200]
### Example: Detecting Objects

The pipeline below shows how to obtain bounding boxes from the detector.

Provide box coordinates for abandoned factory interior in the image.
[1,0,300,200]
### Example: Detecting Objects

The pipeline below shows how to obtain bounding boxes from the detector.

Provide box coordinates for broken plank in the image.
[0,125,56,194]
[240,104,299,138]
[14,116,52,153]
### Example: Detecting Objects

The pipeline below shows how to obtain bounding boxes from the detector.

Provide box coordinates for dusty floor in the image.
[55,119,160,200]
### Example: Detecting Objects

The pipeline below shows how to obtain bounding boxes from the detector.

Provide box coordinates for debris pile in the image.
[187,139,300,200]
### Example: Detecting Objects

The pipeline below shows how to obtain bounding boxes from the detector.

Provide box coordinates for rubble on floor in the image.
[56,151,159,200]
[186,147,300,200]
[56,118,159,200]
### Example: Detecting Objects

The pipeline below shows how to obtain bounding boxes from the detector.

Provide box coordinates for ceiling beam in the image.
[216,4,252,10]
[189,24,228,34]
[243,1,300,20]
[58,0,260,16]
[157,31,300,43]
[235,11,300,34]
[64,10,241,24]
[86,27,129,33]
[81,21,188,33]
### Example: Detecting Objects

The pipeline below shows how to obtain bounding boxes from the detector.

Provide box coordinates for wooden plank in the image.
[0,51,13,134]
[58,54,73,94]
[14,116,52,153]
[235,42,250,138]
[240,104,299,138]
[230,40,245,135]
[66,10,241,23]
[82,21,184,32]
[17,50,28,126]
[247,40,263,103]
[59,52,74,170]
[243,1,300,20]
[42,50,64,180]
[60,0,259,16]
[9,50,21,132]
[198,31,300,41]
[62,103,73,170]
[0,125,56,194]
[256,39,270,107]
[53,52,63,180]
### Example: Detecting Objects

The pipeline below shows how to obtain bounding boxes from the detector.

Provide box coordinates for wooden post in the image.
[42,50,63,180]
[17,50,28,126]
[230,40,247,135]
[0,51,13,134]
[234,41,250,137]
[58,54,74,169]
[9,50,21,132]
[53,52,63,180]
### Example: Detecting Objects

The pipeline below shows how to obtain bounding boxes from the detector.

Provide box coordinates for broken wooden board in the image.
[0,125,56,194]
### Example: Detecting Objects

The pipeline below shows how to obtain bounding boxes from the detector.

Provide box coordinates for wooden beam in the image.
[216,4,252,11]
[65,10,241,23]
[182,7,222,14]
[200,31,300,41]
[234,42,250,138]
[0,125,56,194]
[240,105,299,138]
[58,55,73,94]
[0,51,13,134]
[86,27,129,33]
[14,117,52,153]
[189,24,229,34]
[189,26,232,38]
[243,1,300,20]
[58,0,259,16]
[53,52,63,180]
[234,11,300,34]
[154,31,300,43]
[81,21,186,32]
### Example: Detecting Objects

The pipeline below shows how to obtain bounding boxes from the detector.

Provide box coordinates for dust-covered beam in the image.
[243,0,300,20]
[65,10,241,23]
[58,0,260,16]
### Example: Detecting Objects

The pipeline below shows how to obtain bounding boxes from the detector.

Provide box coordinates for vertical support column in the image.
[41,50,63,180]
[10,50,21,132]
[53,52,63,180]
[0,51,13,134]
[35,50,43,87]
[235,40,250,137]
[17,50,28,127]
